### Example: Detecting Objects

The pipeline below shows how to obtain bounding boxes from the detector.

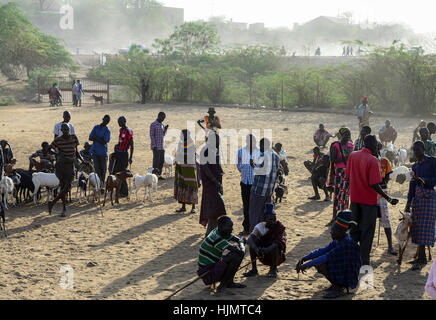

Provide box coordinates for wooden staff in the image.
[165,258,256,300]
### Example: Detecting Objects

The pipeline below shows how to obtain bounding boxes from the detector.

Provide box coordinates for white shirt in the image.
[54,122,75,137]
[252,222,269,238]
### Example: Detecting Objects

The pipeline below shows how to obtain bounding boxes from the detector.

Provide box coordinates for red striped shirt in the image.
[118,127,133,151]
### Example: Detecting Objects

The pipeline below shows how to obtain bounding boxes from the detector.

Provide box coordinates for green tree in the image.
[226,46,280,106]
[0,2,74,77]
[153,22,220,65]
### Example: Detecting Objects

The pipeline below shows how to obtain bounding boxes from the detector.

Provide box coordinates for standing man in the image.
[48,124,84,217]
[141,78,149,104]
[346,135,399,266]
[237,134,260,235]
[72,80,78,106]
[405,141,436,271]
[54,111,75,139]
[198,108,222,139]
[0,140,14,178]
[76,80,84,107]
[357,97,372,129]
[249,138,280,233]
[89,115,111,194]
[150,112,168,180]
[112,116,134,198]
[354,126,371,151]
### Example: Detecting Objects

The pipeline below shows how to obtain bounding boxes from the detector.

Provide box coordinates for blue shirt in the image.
[407,156,436,205]
[237,146,260,185]
[303,234,352,268]
[89,125,111,156]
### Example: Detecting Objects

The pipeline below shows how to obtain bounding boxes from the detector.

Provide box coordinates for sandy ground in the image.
[0,102,433,300]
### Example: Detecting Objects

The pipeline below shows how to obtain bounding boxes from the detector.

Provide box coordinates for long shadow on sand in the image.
[3,204,104,238]
[294,199,331,216]
[90,213,188,250]
[94,234,200,299]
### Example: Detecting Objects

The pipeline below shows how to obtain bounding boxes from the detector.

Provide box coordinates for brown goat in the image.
[103,170,133,206]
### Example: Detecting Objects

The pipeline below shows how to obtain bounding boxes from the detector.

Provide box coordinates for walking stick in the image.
[164,258,257,300]
[377,216,381,247]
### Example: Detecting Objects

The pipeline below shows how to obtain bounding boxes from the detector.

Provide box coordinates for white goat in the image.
[398,148,408,166]
[133,173,158,202]
[163,155,174,177]
[381,143,399,167]
[87,173,101,203]
[32,172,59,205]
[390,166,412,185]
[0,176,15,209]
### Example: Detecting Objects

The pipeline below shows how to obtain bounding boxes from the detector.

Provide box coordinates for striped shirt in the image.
[50,135,79,161]
[118,127,133,152]
[237,146,260,185]
[150,120,165,150]
[251,149,281,197]
[198,228,238,268]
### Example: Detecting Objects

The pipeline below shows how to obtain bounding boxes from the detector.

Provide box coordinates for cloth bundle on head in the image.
[339,127,350,136]
[264,203,276,216]
[335,210,353,231]
[362,97,368,102]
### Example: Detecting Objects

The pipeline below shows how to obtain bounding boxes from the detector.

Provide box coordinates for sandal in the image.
[323,288,345,299]
[243,269,258,277]
[308,196,320,200]
[388,247,398,256]
[190,208,196,214]
[175,208,186,213]
[267,269,278,278]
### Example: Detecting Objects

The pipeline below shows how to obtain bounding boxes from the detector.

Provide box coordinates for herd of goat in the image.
[0,155,173,235]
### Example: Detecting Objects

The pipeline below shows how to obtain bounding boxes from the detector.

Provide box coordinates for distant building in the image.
[228,19,248,31]
[152,6,184,28]
[296,16,352,39]
[249,23,265,33]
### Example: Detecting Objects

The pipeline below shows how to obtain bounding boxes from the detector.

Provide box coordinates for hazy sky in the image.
[161,0,436,33]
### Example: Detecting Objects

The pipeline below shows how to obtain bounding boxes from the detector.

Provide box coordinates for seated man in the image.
[79,142,93,163]
[29,142,55,171]
[273,143,289,176]
[304,147,324,174]
[243,203,286,278]
[197,216,246,295]
[77,142,94,174]
[314,124,334,148]
[295,210,361,299]
[378,120,398,146]
[309,154,331,201]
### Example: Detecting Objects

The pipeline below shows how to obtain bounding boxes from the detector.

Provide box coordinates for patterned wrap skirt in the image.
[333,167,350,212]
[411,187,436,246]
